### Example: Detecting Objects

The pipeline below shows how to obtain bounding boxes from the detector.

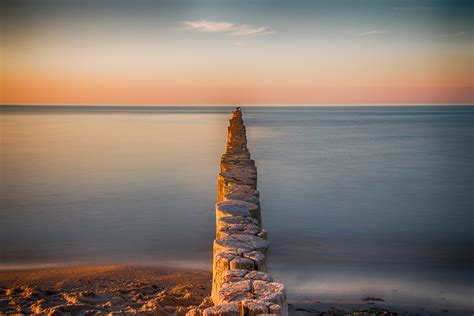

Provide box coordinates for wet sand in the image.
[0,265,468,315]
[0,265,213,315]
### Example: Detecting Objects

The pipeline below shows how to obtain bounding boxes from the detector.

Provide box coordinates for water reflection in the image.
[1,106,473,311]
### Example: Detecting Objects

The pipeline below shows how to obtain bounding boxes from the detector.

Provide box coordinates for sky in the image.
[1,0,473,105]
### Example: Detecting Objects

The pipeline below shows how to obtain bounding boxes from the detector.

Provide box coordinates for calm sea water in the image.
[1,106,473,313]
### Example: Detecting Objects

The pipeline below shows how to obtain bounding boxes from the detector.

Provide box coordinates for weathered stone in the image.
[221,153,251,161]
[244,271,273,282]
[257,230,267,239]
[215,201,251,221]
[214,235,269,256]
[217,174,256,201]
[220,157,255,167]
[202,303,239,316]
[222,168,257,178]
[242,251,267,272]
[221,269,248,284]
[222,185,258,197]
[223,193,259,206]
[212,252,238,303]
[229,257,254,271]
[241,299,268,316]
[223,194,261,225]
[215,200,259,225]
[218,280,252,303]
[221,269,273,286]
[217,222,261,238]
[211,107,288,315]
[269,303,283,315]
[219,216,258,226]
[252,280,287,312]
[217,173,256,192]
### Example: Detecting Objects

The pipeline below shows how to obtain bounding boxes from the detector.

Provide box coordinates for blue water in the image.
[1,106,473,313]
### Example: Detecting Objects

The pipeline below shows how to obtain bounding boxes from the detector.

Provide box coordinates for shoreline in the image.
[1,265,471,315]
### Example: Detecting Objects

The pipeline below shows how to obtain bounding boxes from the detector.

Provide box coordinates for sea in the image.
[1,105,473,314]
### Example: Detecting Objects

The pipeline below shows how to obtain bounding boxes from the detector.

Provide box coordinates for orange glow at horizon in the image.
[1,1,472,105]
[2,74,472,105]
[2,44,472,105]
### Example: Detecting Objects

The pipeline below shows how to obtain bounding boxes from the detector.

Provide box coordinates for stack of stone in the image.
[204,108,288,316]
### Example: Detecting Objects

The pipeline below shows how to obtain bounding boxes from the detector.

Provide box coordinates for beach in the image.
[0,265,212,315]
[0,265,447,315]
[0,265,409,315]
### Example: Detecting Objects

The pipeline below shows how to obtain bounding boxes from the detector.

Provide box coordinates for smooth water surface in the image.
[1,106,473,313]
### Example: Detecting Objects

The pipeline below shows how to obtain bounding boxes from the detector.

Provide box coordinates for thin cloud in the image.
[182,20,234,32]
[442,32,466,37]
[354,30,386,37]
[392,5,434,11]
[182,20,273,37]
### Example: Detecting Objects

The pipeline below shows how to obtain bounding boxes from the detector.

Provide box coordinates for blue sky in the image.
[1,0,473,104]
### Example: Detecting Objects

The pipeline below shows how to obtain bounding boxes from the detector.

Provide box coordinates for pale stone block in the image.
[241,299,268,316]
[218,280,252,303]
[202,303,240,316]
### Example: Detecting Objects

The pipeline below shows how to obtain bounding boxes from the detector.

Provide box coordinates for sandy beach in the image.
[1,265,469,315]
[0,265,212,315]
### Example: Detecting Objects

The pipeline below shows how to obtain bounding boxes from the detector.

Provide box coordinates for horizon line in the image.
[2,103,473,107]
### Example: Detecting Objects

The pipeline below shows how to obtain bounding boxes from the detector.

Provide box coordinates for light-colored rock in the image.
[223,193,259,206]
[217,222,261,238]
[241,299,268,316]
[218,280,251,303]
[222,194,261,224]
[214,235,269,256]
[252,280,287,314]
[244,271,273,282]
[222,185,258,197]
[218,215,258,227]
[221,269,248,284]
[269,303,283,315]
[215,201,259,226]
[202,303,239,316]
[212,252,236,303]
[211,107,288,315]
[242,251,267,272]
[229,257,254,271]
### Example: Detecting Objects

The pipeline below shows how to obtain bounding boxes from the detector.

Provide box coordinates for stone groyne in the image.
[204,108,288,316]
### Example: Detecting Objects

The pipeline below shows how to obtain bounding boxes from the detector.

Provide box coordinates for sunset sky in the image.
[1,0,473,105]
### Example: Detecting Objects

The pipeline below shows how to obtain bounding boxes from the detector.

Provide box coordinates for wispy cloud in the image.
[354,30,386,37]
[442,32,466,37]
[182,20,273,37]
[392,5,434,11]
